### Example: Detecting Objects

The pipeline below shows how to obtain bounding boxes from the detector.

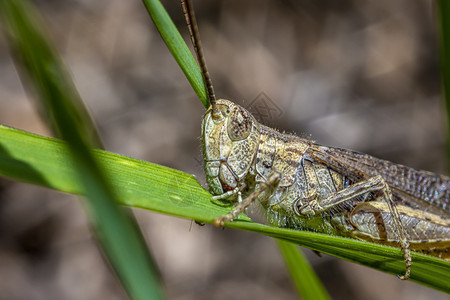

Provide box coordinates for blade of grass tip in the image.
[436,0,450,170]
[0,126,449,293]
[142,0,208,108]
[276,240,330,300]
[0,1,165,299]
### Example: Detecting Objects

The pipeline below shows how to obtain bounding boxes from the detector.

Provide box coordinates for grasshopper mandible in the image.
[181,0,450,280]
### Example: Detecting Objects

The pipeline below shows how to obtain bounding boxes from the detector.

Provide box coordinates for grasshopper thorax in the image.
[202,99,261,196]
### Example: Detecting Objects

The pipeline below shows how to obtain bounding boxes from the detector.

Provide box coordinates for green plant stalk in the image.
[142,0,208,108]
[276,240,330,300]
[0,125,449,293]
[0,1,165,299]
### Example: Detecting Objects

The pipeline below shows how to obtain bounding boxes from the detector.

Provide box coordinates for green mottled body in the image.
[252,124,346,234]
[203,99,450,261]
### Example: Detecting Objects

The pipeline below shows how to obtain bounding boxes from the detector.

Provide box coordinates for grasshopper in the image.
[181,0,450,280]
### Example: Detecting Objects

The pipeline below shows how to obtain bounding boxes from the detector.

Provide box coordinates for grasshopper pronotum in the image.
[181,0,450,280]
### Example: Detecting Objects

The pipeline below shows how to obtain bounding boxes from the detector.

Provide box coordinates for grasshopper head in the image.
[202,99,260,195]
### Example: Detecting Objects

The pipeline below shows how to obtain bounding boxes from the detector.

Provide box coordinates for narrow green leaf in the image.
[0,125,449,293]
[0,1,165,299]
[276,240,330,300]
[142,0,208,108]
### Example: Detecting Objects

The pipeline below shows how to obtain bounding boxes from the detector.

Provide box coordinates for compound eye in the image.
[227,106,252,141]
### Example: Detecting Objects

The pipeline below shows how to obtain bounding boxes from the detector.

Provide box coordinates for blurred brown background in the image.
[0,0,448,299]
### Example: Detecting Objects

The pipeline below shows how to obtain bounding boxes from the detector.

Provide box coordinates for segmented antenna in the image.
[180,0,216,108]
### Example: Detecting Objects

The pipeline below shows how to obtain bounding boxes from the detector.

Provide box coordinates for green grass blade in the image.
[0,125,449,293]
[142,0,208,108]
[0,1,165,299]
[276,240,330,300]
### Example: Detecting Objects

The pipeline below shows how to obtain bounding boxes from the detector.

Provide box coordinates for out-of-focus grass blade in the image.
[0,1,165,299]
[0,1,101,148]
[437,0,450,168]
[1,125,449,293]
[276,240,330,300]
[142,0,208,108]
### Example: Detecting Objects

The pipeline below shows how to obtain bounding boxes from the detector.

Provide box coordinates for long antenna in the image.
[180,0,217,109]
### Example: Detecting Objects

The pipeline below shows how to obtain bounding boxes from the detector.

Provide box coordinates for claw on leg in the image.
[397,243,412,280]
[214,215,230,227]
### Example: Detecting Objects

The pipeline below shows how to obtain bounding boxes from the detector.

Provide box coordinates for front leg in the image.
[295,175,411,280]
[214,172,281,226]
[211,186,241,202]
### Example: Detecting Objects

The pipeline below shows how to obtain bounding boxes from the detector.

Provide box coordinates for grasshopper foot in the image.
[397,243,412,280]
[214,213,235,227]
[397,258,412,280]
